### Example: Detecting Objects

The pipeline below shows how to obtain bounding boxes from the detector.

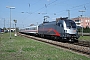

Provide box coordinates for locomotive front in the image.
[63,20,79,41]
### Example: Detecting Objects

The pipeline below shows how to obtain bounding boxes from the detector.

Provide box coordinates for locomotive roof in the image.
[39,19,74,26]
[42,21,56,25]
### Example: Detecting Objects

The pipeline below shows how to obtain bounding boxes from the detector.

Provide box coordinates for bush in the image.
[78,27,90,33]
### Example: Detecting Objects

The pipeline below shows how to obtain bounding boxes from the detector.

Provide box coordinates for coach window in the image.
[35,27,37,30]
[26,28,28,30]
[33,27,36,30]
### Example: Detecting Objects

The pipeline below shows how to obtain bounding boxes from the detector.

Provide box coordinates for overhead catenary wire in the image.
[21,0,58,20]
[54,2,90,17]
[21,0,90,27]
[22,0,90,18]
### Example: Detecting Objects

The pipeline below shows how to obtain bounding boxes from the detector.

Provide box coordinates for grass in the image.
[0,33,90,60]
[79,36,90,41]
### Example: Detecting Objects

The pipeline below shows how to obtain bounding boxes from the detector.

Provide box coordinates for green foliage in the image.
[78,27,90,33]
[3,49,16,52]
[79,36,90,41]
[83,27,90,33]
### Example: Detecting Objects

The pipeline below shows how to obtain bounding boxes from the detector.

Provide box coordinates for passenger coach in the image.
[20,25,38,35]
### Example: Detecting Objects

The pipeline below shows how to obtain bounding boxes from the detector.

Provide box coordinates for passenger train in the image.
[19,17,79,42]
[20,25,38,35]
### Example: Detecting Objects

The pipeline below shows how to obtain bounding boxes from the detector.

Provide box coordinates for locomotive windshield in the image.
[65,20,76,28]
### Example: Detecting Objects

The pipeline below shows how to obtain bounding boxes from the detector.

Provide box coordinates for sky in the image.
[0,0,90,28]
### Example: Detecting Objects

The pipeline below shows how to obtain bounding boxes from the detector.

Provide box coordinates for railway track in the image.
[73,40,90,47]
[18,33,90,57]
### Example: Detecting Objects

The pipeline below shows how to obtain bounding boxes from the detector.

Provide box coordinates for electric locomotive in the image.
[38,17,79,41]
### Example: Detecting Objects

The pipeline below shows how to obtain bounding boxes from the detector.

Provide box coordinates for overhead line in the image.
[69,2,90,10]
[22,0,59,20]
[55,2,90,16]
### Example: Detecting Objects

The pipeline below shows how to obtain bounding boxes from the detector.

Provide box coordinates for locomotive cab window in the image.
[58,23,63,27]
[65,20,76,29]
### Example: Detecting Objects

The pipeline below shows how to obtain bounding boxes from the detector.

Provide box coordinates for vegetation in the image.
[78,27,90,41]
[79,36,90,41]
[0,33,90,60]
[78,27,90,33]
